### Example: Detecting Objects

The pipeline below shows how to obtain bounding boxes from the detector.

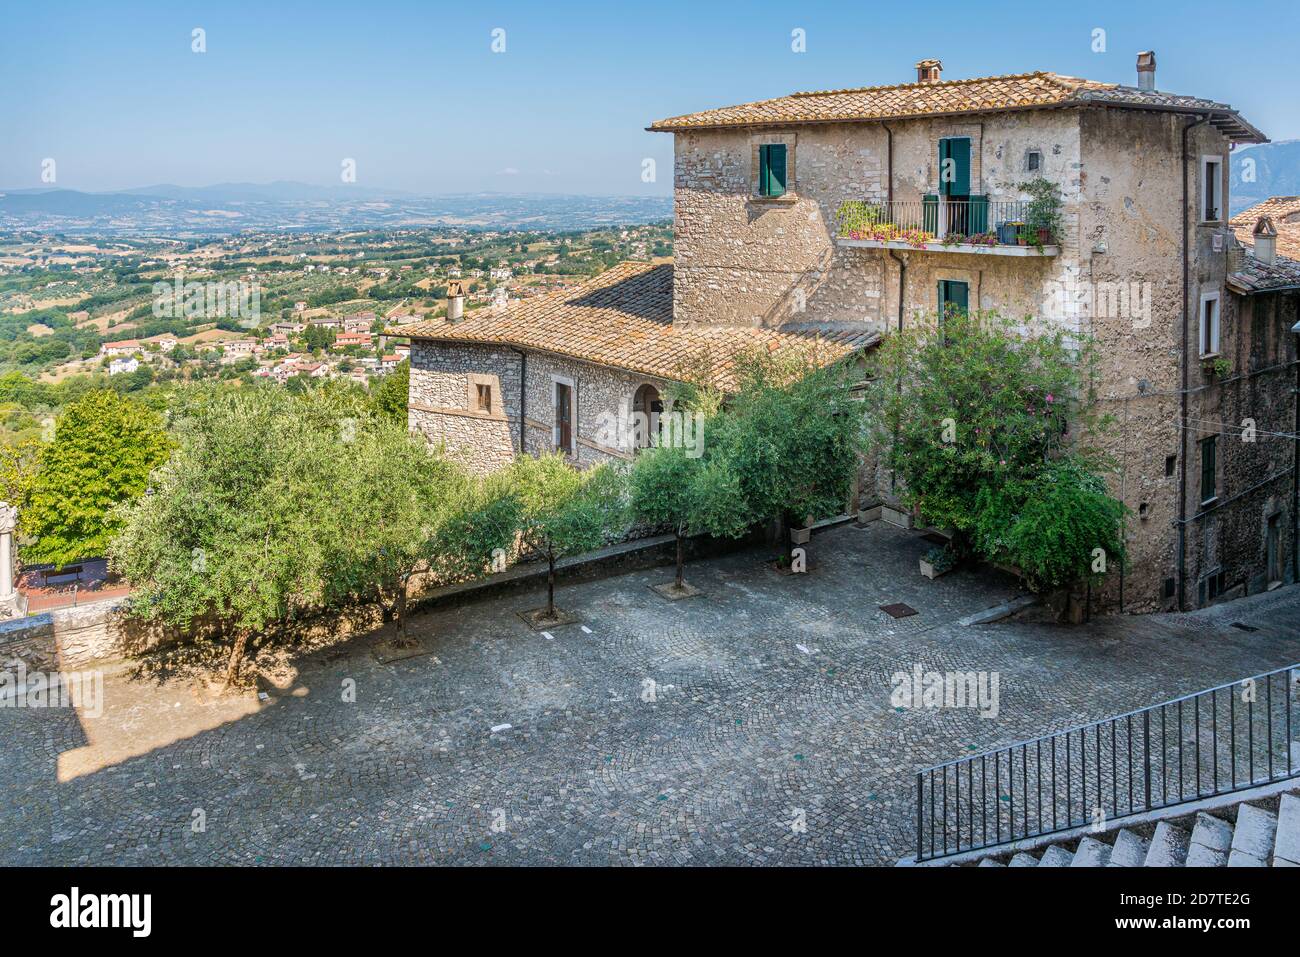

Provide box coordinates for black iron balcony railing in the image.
[836,198,1038,247]
[914,663,1300,862]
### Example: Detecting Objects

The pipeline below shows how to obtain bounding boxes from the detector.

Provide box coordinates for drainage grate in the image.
[1230,622,1259,632]
[879,602,918,619]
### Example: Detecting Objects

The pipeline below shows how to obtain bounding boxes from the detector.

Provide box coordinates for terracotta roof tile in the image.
[649,71,1265,143]
[392,262,873,390]
[1231,197,1300,261]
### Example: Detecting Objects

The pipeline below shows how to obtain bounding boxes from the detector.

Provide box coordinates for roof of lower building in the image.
[392,261,874,389]
[1226,250,1300,295]
[1231,196,1300,261]
[648,71,1265,143]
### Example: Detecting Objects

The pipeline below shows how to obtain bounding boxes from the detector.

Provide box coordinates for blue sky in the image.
[3,0,1296,196]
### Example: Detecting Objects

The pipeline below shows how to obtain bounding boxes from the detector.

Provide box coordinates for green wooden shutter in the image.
[922,194,938,234]
[760,144,787,197]
[939,137,970,197]
[939,280,969,320]
[969,194,989,234]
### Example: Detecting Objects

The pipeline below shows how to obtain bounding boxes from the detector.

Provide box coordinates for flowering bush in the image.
[866,311,1123,592]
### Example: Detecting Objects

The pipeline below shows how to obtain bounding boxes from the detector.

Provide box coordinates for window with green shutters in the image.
[938,280,969,322]
[758,144,787,198]
[938,137,971,197]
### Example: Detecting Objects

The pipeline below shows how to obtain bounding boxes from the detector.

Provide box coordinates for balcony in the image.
[835,199,1060,257]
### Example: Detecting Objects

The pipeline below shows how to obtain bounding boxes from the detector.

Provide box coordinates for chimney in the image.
[1136,51,1156,91]
[1253,216,1277,265]
[446,279,466,323]
[914,58,942,84]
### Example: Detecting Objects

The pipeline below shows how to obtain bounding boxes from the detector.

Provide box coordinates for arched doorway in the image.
[631,383,663,450]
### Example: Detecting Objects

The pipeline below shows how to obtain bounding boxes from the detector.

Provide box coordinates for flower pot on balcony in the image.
[996,221,1021,245]
[1036,227,1053,246]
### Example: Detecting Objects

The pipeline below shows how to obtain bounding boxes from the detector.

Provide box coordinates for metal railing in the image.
[836,198,1031,244]
[914,663,1300,862]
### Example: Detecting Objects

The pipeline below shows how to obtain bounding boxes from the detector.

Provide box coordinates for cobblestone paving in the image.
[4,522,1300,866]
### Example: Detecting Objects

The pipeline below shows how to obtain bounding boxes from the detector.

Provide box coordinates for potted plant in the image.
[1018,178,1063,248]
[919,544,956,580]
[789,513,814,545]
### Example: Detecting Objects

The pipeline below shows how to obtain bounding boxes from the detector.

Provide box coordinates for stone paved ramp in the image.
[3,522,1299,866]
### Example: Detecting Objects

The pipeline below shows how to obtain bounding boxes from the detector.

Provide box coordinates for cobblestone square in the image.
[4,522,1300,866]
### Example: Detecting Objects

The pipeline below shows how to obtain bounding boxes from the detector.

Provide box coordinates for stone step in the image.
[1070,836,1111,867]
[1186,812,1233,867]
[1228,804,1277,866]
[1107,828,1150,867]
[977,857,1004,867]
[1038,845,1074,867]
[1009,852,1039,867]
[1145,822,1190,866]
[1274,793,1300,867]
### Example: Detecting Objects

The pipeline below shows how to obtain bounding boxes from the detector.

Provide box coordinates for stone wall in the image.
[0,597,175,671]
[408,340,521,474]
[671,112,1084,334]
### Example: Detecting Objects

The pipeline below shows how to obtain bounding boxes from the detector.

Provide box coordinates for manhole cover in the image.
[879,602,918,619]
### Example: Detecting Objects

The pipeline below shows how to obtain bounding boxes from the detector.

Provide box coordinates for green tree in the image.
[868,311,1096,546]
[507,453,622,621]
[370,359,409,423]
[628,439,748,591]
[24,390,171,567]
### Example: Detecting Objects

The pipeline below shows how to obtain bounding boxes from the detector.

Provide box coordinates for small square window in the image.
[1026,150,1042,173]
[1164,454,1177,477]
[475,383,492,412]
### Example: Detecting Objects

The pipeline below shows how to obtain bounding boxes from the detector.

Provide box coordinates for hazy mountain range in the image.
[2,141,1295,236]
[0,182,673,235]
[1231,140,1300,214]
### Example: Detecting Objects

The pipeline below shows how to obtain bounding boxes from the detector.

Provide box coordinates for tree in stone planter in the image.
[628,439,749,596]
[700,346,865,556]
[320,419,520,647]
[506,452,623,625]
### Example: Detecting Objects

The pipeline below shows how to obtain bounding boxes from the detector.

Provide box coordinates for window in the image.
[1267,513,1283,585]
[938,280,969,324]
[1199,292,1220,356]
[1163,577,1177,600]
[1165,454,1177,477]
[1199,435,1217,504]
[475,383,492,413]
[938,137,971,197]
[1026,150,1042,173]
[1200,156,1223,222]
[758,144,787,198]
[554,381,574,455]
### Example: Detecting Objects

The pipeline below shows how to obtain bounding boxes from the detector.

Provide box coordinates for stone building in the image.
[404,53,1299,614]
[400,262,868,474]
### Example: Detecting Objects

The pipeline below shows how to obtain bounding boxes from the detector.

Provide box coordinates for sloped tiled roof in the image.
[1231,197,1300,261]
[393,262,873,389]
[649,71,1265,143]
[1227,252,1300,295]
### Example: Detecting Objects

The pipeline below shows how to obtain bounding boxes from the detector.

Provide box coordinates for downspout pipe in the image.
[1177,115,1211,611]
[881,123,906,332]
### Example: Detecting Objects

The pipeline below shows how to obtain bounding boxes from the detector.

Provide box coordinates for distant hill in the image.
[1231,141,1300,214]
[0,183,673,235]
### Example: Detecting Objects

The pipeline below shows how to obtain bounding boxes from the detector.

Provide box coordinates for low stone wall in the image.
[0,522,790,670]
